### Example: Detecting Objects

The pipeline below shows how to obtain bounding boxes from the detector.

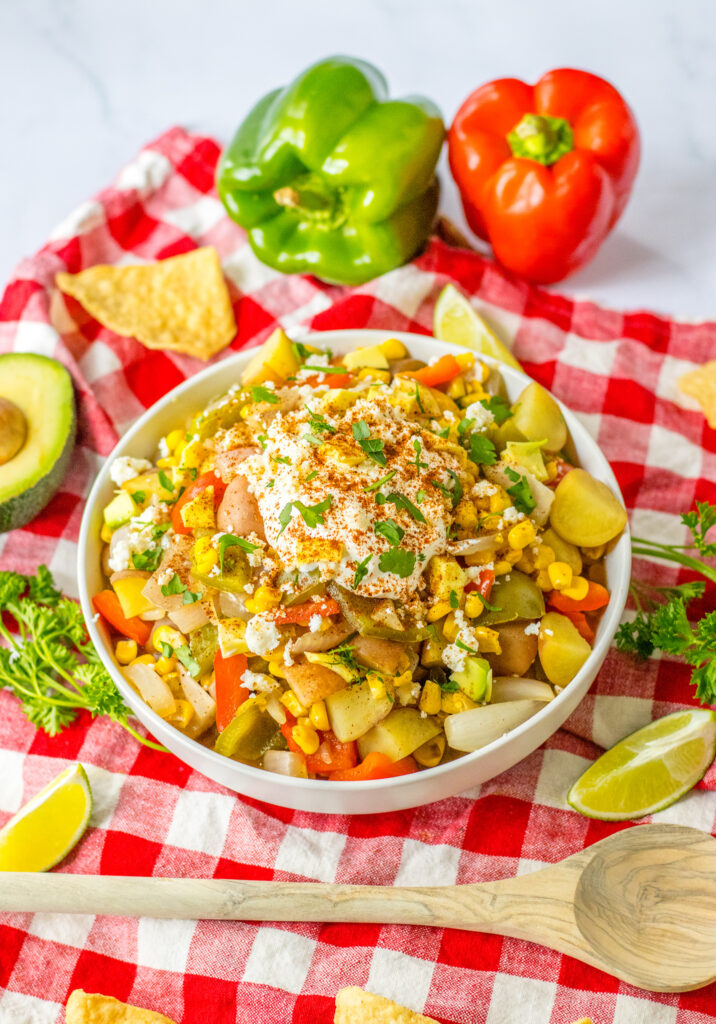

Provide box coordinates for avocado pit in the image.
[0,397,27,465]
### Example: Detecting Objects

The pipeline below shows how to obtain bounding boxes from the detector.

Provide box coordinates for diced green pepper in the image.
[192,545,250,593]
[478,570,545,627]
[189,623,219,677]
[214,701,279,762]
[328,583,430,642]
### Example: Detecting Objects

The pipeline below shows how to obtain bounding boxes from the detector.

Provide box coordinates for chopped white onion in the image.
[167,600,210,634]
[123,662,176,718]
[447,535,500,556]
[491,677,555,704]
[219,590,250,618]
[263,750,308,778]
[265,692,287,725]
[178,668,216,738]
[444,700,545,752]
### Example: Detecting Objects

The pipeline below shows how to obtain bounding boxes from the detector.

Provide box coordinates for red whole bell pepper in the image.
[448,69,640,283]
[214,650,250,732]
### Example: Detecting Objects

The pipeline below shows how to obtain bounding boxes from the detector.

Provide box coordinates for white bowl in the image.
[78,330,630,814]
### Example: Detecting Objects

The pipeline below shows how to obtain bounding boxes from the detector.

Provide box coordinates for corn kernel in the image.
[154,655,177,675]
[465,549,497,567]
[419,680,442,715]
[455,352,475,371]
[115,639,137,665]
[473,626,501,654]
[427,600,452,623]
[441,691,477,714]
[544,460,558,482]
[379,337,408,360]
[163,671,181,693]
[548,561,573,590]
[507,521,536,549]
[156,456,175,469]
[251,585,282,612]
[536,569,553,591]
[244,597,259,613]
[489,488,512,514]
[292,721,320,755]
[535,544,556,569]
[420,637,446,667]
[464,593,484,619]
[503,548,523,565]
[454,498,478,531]
[357,367,391,383]
[309,700,330,732]
[447,376,467,399]
[100,522,114,543]
[560,576,590,602]
[494,560,512,575]
[280,691,307,718]
[152,625,186,652]
[366,672,388,700]
[582,543,605,562]
[129,654,155,667]
[165,699,194,728]
[166,428,186,452]
[268,660,287,679]
[413,734,446,768]
[516,549,537,574]
[442,613,460,642]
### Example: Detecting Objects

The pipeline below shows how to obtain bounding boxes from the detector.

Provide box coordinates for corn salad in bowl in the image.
[91,329,627,789]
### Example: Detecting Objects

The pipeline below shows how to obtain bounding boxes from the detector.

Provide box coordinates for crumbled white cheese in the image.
[472,480,497,497]
[108,537,132,572]
[158,438,170,459]
[242,669,276,693]
[461,401,495,430]
[524,621,540,636]
[502,505,524,524]
[110,456,152,486]
[283,640,296,667]
[308,613,323,633]
[443,643,467,672]
[244,614,281,655]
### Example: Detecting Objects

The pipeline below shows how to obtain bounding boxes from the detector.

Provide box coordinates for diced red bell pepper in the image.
[406,354,462,389]
[279,711,309,766]
[214,650,250,732]
[301,372,353,389]
[547,456,573,488]
[93,590,152,646]
[465,567,495,602]
[559,609,595,644]
[271,599,340,625]
[306,731,358,775]
[171,472,228,535]
[548,581,609,614]
[328,751,418,782]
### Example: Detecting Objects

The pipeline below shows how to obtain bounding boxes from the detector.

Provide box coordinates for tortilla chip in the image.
[335,987,439,1024]
[65,990,178,1024]
[678,362,716,428]
[56,247,236,360]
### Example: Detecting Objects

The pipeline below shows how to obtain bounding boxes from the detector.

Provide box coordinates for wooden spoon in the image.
[2,824,715,993]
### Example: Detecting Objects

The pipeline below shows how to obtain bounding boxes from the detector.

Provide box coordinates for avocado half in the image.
[0,353,77,532]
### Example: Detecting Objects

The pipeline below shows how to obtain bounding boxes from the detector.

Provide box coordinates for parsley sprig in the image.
[278,497,333,535]
[504,466,536,515]
[617,502,716,704]
[0,567,164,748]
[352,421,387,467]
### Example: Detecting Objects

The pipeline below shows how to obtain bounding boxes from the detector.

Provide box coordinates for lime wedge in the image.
[0,762,92,871]
[433,284,522,370]
[568,709,716,821]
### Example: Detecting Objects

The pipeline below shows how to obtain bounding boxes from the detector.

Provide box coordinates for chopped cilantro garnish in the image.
[414,385,425,414]
[175,645,201,678]
[157,469,174,493]
[332,643,360,673]
[301,433,323,447]
[266,479,275,489]
[160,642,174,659]
[160,573,185,597]
[278,497,333,535]
[468,434,498,466]
[274,455,292,465]
[305,406,337,435]
[305,470,318,482]
[130,490,146,504]
[449,590,459,609]
[182,590,201,605]
[352,421,387,467]
[416,489,427,504]
[504,466,536,514]
[378,548,416,578]
[384,491,427,525]
[352,555,372,590]
[439,677,461,693]
[480,395,512,425]
[257,434,268,450]
[413,438,428,472]
[457,417,474,436]
[363,470,397,493]
[218,534,258,572]
[433,424,451,439]
[131,548,162,572]
[455,638,479,654]
[304,364,346,374]
[292,341,314,361]
[251,385,279,404]
[374,519,404,547]
[431,470,463,509]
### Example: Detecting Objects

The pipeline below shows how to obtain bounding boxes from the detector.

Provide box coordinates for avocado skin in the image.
[0,354,77,533]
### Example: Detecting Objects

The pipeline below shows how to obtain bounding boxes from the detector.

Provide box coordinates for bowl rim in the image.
[78,328,631,794]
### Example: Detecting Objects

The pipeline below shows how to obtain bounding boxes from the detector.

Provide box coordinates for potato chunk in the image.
[549,468,627,547]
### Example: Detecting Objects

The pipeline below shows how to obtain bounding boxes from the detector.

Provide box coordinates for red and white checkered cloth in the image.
[1,127,715,1024]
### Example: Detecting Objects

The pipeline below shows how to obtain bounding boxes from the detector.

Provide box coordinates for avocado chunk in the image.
[0,354,76,532]
[450,656,493,703]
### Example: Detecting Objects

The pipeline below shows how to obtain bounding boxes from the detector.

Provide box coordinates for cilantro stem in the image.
[630,541,716,586]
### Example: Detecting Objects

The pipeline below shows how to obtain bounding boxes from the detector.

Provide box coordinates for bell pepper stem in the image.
[273,175,343,224]
[507,113,574,167]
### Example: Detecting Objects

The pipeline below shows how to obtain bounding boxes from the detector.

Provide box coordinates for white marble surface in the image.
[1,0,715,318]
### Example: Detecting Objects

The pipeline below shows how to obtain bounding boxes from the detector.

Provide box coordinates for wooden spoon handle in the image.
[0,874,466,925]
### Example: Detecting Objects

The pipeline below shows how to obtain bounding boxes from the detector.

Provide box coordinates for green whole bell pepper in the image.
[217,56,445,285]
